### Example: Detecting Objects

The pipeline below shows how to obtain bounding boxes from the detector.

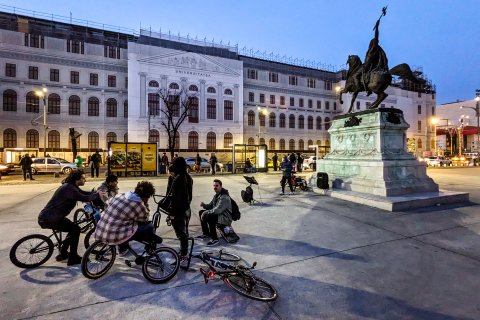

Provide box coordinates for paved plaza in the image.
[1,168,480,319]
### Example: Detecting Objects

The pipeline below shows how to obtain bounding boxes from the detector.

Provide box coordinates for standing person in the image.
[289,153,297,172]
[195,153,202,173]
[297,153,303,173]
[38,169,104,265]
[160,152,169,175]
[89,150,102,178]
[280,155,294,195]
[74,155,84,168]
[198,179,232,246]
[272,153,278,171]
[209,153,218,175]
[165,157,193,269]
[19,153,34,181]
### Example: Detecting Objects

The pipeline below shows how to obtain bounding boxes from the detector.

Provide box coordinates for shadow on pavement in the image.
[20,266,78,285]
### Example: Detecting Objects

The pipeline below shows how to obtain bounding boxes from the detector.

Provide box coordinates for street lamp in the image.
[460,96,480,152]
[431,117,439,155]
[257,106,268,141]
[35,88,48,157]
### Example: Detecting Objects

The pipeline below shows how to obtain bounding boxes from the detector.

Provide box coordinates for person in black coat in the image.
[19,153,34,181]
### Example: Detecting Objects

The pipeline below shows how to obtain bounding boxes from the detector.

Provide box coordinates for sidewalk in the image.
[0,172,479,319]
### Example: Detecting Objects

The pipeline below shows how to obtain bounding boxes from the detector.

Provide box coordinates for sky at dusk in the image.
[1,0,478,104]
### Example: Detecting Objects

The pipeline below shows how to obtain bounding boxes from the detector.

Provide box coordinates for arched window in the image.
[124,100,128,118]
[149,80,159,87]
[48,130,60,148]
[224,88,232,95]
[316,139,322,146]
[325,117,331,130]
[299,139,305,150]
[289,139,295,150]
[174,132,180,150]
[316,116,322,130]
[289,114,295,129]
[189,85,198,91]
[308,139,313,146]
[124,133,128,142]
[106,98,117,117]
[48,93,61,114]
[88,131,99,149]
[169,82,179,90]
[26,129,39,148]
[279,139,286,150]
[188,97,199,123]
[259,138,265,145]
[69,95,80,115]
[188,131,199,150]
[259,112,266,127]
[224,100,233,120]
[207,87,216,93]
[26,91,39,113]
[3,90,17,111]
[88,97,99,116]
[106,132,117,144]
[279,113,286,128]
[248,110,255,126]
[207,99,216,119]
[3,128,17,148]
[206,132,216,150]
[248,137,255,145]
[148,93,160,116]
[417,139,423,149]
[168,95,180,117]
[269,112,276,127]
[148,129,159,143]
[224,132,233,148]
[269,138,275,150]
[298,115,305,129]
[68,130,81,149]
[307,116,314,130]
[325,140,330,147]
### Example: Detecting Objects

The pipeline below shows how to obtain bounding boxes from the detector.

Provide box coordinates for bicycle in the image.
[192,250,278,301]
[73,201,101,249]
[290,172,309,191]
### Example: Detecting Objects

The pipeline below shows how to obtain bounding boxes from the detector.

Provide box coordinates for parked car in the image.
[302,156,318,170]
[31,157,77,174]
[0,163,15,175]
[424,156,452,167]
[451,156,470,166]
[184,157,223,172]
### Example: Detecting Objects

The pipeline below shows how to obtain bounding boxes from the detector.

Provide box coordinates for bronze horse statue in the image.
[339,55,425,113]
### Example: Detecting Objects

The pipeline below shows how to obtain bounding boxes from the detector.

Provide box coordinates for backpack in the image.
[241,186,254,204]
[229,197,241,221]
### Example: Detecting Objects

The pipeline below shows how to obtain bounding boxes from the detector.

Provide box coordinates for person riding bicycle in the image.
[94,181,162,255]
[280,155,294,195]
[95,174,119,207]
[38,169,104,266]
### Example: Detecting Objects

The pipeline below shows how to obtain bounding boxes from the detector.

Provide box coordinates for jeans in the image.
[280,175,294,193]
[23,168,33,180]
[118,222,162,252]
[40,217,80,257]
[210,164,216,175]
[91,165,99,178]
[171,209,191,256]
[199,210,218,240]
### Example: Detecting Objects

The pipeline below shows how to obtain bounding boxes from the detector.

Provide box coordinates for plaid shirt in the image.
[94,193,149,245]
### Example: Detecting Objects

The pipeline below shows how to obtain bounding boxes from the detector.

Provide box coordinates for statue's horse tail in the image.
[390,63,426,85]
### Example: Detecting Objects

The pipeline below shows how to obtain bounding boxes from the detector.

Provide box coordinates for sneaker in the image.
[55,253,69,262]
[67,254,82,266]
[288,192,295,195]
[279,192,285,195]
[180,255,189,270]
[206,239,219,246]
[195,234,210,239]
[118,247,128,257]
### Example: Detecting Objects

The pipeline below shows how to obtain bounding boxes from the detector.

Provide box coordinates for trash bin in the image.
[317,172,329,189]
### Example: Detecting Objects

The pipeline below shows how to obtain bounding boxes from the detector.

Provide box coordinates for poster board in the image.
[108,142,158,176]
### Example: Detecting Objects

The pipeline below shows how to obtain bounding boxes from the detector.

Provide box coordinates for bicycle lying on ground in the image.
[191,250,278,301]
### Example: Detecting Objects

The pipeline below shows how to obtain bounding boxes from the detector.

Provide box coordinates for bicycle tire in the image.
[81,240,116,279]
[142,247,180,284]
[10,234,54,268]
[74,208,91,233]
[225,272,278,301]
[209,251,241,263]
[84,228,95,249]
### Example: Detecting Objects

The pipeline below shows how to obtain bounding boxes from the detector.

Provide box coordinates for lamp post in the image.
[35,88,48,157]
[431,117,439,155]
[460,96,480,152]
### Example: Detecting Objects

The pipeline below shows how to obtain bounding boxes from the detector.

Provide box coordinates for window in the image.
[366,102,371,108]
[25,34,44,48]
[269,112,276,127]
[106,98,117,117]
[269,138,275,150]
[206,132,216,150]
[248,137,255,145]
[48,94,61,114]
[88,97,99,116]
[308,139,313,147]
[26,92,39,113]
[148,93,160,116]
[418,120,422,132]
[299,140,305,150]
[26,129,39,148]
[3,90,17,111]
[108,75,116,88]
[417,139,423,149]
[270,95,275,104]
[248,110,255,126]
[308,116,313,129]
[71,71,79,84]
[125,77,128,89]
[308,99,313,108]
[417,105,422,114]
[104,45,120,59]
[207,99,216,119]
[299,99,304,108]
[316,116,322,130]
[325,117,331,130]
[268,72,278,82]
[67,40,84,54]
[280,96,285,105]
[224,132,233,148]
[260,138,265,145]
[432,106,435,116]
[307,78,316,88]
[168,95,180,117]
[290,97,294,107]
[289,76,298,86]
[28,66,38,80]
[317,100,321,109]
[106,132,117,144]
[248,92,254,102]
[207,87,216,93]
[280,139,285,150]
[356,101,361,110]
[124,100,128,118]
[279,113,286,128]
[418,91,422,98]
[149,80,159,87]
[49,69,59,82]
[148,130,159,143]
[188,131,199,150]
[5,63,16,77]
[289,139,295,150]
[189,85,198,91]
[325,101,330,110]
[259,112,266,127]
[298,115,305,129]
[69,95,81,115]
[48,130,60,148]
[3,128,17,148]
[260,94,265,103]
[169,82,179,90]
[88,132,99,149]
[247,69,258,80]
[224,89,232,95]
[224,100,233,120]
[90,73,98,86]
[188,97,199,123]
[334,102,337,110]
[124,133,128,142]
[324,81,332,90]
[289,115,295,128]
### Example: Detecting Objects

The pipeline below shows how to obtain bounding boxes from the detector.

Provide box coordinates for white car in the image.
[424,156,452,167]
[302,156,318,170]
[31,157,78,174]
[184,157,223,172]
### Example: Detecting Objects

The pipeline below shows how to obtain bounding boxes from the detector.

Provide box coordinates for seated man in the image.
[198,179,232,246]
[95,174,119,207]
[94,181,162,254]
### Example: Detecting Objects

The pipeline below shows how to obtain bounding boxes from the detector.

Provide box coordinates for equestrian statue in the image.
[339,7,426,113]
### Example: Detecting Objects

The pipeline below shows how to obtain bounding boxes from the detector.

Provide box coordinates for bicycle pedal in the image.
[125,260,133,268]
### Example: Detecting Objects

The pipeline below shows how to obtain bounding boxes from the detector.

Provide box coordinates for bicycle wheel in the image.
[74,208,91,233]
[225,272,278,301]
[84,228,95,249]
[81,240,116,279]
[209,250,241,263]
[142,247,180,284]
[10,234,54,268]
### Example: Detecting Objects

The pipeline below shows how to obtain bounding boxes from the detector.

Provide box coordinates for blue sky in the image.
[2,0,478,104]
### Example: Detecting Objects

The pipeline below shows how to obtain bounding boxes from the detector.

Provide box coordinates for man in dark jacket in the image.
[209,153,218,175]
[280,155,294,195]
[38,169,104,265]
[19,153,34,181]
[89,150,102,178]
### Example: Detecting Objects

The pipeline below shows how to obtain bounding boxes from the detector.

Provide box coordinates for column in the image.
[233,84,239,124]
[199,79,206,121]
[139,72,147,118]
[217,81,223,121]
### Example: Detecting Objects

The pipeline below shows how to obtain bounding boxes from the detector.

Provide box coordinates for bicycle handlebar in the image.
[152,194,167,204]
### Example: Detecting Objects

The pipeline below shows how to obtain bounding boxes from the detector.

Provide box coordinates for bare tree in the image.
[154,87,198,159]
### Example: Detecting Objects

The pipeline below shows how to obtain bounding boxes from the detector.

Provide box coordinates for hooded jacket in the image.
[202,188,232,226]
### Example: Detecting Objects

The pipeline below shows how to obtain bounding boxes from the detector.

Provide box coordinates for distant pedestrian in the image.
[195,153,202,173]
[89,150,102,178]
[19,153,34,181]
[209,153,218,175]
[289,153,297,172]
[280,155,294,195]
[74,155,84,168]
[160,152,169,174]
[297,153,303,173]
[272,153,278,171]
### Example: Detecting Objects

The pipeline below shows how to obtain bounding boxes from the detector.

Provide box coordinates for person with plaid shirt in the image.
[94,181,162,253]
